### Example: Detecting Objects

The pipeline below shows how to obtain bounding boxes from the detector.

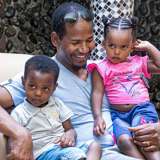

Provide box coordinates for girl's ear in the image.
[51,32,61,48]
[102,40,106,49]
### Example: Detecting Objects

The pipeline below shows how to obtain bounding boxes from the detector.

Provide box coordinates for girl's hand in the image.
[93,116,106,136]
[134,39,150,51]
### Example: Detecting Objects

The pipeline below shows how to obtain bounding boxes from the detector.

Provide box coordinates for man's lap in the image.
[101,145,140,160]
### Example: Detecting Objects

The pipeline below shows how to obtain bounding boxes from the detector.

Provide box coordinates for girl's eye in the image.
[108,44,115,49]
[121,45,128,50]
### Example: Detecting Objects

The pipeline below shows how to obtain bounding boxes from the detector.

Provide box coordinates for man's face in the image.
[52,19,95,69]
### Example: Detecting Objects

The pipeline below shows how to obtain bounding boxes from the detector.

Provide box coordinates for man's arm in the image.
[0,106,33,160]
[129,122,160,152]
[0,86,13,108]
[0,86,33,160]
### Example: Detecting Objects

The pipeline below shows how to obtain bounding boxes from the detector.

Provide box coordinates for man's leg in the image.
[101,145,140,160]
[0,133,6,160]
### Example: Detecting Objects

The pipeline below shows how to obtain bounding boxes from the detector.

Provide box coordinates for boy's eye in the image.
[29,84,36,89]
[43,87,50,92]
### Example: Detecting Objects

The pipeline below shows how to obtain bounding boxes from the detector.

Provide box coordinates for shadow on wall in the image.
[0,0,90,55]
[134,0,160,50]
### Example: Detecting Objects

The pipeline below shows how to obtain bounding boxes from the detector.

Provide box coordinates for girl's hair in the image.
[102,16,138,40]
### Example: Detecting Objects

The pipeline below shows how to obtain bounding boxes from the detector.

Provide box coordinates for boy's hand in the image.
[54,129,76,147]
[93,116,106,136]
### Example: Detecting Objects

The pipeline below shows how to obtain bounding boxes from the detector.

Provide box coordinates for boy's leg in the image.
[0,133,6,160]
[37,145,86,160]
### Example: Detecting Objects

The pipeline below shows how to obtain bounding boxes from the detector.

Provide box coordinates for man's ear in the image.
[51,32,60,48]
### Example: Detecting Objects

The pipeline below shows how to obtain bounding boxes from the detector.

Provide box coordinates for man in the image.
[0,2,159,160]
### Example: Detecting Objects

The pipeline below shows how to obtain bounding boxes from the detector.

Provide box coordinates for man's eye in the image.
[71,41,79,45]
[87,38,93,43]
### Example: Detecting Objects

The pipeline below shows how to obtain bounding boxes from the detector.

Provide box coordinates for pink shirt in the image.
[88,55,151,104]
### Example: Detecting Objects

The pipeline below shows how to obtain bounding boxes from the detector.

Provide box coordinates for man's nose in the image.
[79,42,89,54]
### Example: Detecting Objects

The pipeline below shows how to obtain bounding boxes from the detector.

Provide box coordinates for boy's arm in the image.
[134,40,160,73]
[91,69,106,135]
[56,119,76,147]
[0,106,33,160]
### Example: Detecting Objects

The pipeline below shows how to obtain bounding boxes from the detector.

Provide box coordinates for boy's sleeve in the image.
[11,108,24,126]
[55,97,73,122]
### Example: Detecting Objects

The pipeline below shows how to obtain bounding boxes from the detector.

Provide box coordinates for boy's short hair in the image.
[52,2,93,39]
[24,55,59,83]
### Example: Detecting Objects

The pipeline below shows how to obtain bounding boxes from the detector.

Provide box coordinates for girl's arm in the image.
[134,40,160,73]
[91,69,106,135]
[91,69,104,119]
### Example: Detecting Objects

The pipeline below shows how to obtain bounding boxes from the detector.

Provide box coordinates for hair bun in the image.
[131,16,138,28]
[102,15,110,26]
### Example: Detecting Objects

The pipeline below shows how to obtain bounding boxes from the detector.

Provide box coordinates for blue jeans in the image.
[37,145,86,160]
[111,101,159,140]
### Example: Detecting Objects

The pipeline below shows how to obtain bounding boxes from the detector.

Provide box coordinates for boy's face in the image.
[51,19,95,69]
[103,28,134,64]
[23,70,57,107]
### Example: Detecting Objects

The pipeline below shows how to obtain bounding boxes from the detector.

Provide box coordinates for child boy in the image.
[10,55,86,160]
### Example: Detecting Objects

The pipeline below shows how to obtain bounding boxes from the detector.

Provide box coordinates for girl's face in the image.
[103,28,135,64]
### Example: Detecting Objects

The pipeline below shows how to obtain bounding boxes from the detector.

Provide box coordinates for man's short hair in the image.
[52,2,93,39]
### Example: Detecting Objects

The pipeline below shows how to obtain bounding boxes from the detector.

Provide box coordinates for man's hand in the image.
[93,116,106,136]
[7,129,34,160]
[54,129,76,148]
[129,122,160,152]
